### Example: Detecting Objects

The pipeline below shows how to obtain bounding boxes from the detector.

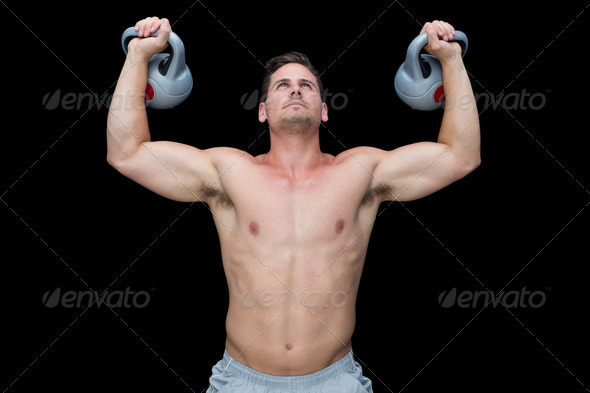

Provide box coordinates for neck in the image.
[264,127,324,177]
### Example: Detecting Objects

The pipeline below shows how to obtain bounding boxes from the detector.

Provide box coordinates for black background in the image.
[1,1,589,392]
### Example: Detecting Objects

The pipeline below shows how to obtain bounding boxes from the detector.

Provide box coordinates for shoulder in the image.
[205,146,257,169]
[333,146,387,169]
[206,146,253,159]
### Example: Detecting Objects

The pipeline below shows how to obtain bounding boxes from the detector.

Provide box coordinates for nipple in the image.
[335,219,345,234]
[249,221,259,236]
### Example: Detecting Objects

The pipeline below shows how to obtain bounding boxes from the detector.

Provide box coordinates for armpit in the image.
[361,183,392,205]
[199,184,234,209]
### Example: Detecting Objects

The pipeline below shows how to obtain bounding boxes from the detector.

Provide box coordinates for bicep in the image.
[372,142,470,202]
[111,141,220,202]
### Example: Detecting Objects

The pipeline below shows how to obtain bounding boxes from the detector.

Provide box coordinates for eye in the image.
[302,82,312,89]
[277,82,288,89]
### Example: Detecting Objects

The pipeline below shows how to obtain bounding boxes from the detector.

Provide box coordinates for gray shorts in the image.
[206,350,373,393]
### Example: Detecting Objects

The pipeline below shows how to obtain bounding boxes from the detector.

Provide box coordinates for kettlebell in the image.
[121,27,193,109]
[394,31,468,111]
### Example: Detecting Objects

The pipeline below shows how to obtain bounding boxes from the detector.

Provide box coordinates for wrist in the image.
[440,54,464,69]
[126,52,150,68]
[125,41,153,66]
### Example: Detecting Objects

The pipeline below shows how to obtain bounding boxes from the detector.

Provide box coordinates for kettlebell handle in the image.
[405,31,468,80]
[121,27,187,80]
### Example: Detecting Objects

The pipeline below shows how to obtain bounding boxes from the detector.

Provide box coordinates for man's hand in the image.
[420,20,462,65]
[127,16,171,61]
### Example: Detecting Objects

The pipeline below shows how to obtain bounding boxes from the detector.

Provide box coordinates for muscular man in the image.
[107,16,480,393]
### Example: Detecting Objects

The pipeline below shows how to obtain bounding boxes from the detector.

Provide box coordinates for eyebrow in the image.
[271,78,317,89]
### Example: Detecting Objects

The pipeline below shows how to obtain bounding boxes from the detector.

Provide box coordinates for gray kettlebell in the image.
[121,27,193,109]
[394,31,468,111]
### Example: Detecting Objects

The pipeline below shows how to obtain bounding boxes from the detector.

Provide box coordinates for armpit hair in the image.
[361,183,393,205]
[198,184,234,209]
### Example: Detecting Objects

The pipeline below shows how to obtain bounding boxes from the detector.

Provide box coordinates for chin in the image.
[276,116,315,134]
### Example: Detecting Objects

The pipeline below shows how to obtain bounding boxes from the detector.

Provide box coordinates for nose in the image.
[290,86,302,97]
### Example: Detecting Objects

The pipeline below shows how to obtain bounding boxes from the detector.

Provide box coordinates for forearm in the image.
[437,57,481,168]
[106,53,151,164]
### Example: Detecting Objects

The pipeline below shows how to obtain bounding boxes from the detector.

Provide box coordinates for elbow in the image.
[106,151,129,172]
[449,151,480,180]
[461,154,481,176]
[106,151,114,167]
[106,136,138,172]
[468,155,481,172]
[106,151,120,169]
[106,131,123,169]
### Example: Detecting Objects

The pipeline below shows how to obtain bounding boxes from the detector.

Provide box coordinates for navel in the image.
[335,219,345,234]
[249,221,259,236]
[286,343,293,351]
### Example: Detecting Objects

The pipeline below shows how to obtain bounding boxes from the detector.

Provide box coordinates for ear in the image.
[258,102,267,123]
[321,102,328,122]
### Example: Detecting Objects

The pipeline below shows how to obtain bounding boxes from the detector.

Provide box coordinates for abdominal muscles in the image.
[222,216,369,375]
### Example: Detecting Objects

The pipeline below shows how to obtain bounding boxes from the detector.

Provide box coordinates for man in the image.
[107,16,480,393]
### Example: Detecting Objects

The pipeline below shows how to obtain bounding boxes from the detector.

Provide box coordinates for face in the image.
[258,63,328,132]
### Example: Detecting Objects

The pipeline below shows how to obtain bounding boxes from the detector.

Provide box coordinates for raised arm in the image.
[372,20,481,202]
[106,17,221,203]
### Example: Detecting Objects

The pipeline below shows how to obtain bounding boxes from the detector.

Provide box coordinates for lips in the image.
[285,101,306,108]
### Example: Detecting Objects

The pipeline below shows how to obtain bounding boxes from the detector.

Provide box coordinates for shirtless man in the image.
[107,16,480,393]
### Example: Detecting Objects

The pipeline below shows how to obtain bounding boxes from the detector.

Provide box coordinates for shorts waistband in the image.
[220,350,357,389]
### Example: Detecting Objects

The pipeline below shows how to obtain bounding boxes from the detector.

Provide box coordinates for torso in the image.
[206,147,385,375]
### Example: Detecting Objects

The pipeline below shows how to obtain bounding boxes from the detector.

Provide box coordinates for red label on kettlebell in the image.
[434,85,445,103]
[145,83,155,101]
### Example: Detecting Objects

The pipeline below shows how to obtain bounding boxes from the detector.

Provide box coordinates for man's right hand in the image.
[420,20,462,66]
[127,17,171,61]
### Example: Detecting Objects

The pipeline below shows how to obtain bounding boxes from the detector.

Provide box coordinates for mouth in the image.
[285,101,306,108]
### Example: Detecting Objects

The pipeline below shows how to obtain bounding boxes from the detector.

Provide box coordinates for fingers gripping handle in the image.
[405,31,468,80]
[121,26,159,55]
[450,31,468,55]
[120,27,187,79]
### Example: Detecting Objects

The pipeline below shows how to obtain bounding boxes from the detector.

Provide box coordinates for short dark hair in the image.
[260,52,324,103]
